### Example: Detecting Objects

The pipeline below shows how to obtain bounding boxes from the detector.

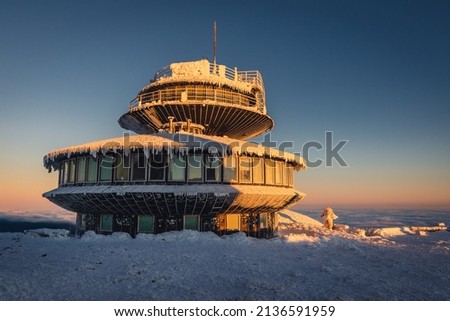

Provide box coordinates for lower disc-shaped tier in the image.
[44,184,303,238]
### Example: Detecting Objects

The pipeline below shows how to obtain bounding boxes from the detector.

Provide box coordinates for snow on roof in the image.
[141,59,263,96]
[43,132,307,172]
[43,184,304,197]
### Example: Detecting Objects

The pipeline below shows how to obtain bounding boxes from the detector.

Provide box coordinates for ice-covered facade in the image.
[43,59,306,237]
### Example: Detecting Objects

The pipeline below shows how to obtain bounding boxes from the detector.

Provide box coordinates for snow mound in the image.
[283,232,320,243]
[277,210,333,243]
[349,228,367,237]
[151,230,220,242]
[280,210,448,242]
[366,225,447,237]
[24,229,70,238]
[278,209,323,227]
[221,232,254,244]
[81,231,132,241]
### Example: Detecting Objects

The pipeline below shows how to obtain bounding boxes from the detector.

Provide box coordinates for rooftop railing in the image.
[130,85,266,113]
[152,61,265,91]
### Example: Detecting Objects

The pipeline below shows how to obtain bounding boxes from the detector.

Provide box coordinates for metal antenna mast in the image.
[213,20,217,66]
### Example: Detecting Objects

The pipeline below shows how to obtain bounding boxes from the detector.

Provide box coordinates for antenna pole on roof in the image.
[213,20,217,66]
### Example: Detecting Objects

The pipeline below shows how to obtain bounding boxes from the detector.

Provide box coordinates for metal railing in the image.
[130,85,265,111]
[153,65,172,81]
[152,61,265,91]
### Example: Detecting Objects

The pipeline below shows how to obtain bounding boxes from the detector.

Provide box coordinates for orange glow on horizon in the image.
[0,165,60,211]
[0,156,449,212]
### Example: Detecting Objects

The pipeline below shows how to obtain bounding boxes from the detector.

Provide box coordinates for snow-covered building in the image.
[43,59,306,237]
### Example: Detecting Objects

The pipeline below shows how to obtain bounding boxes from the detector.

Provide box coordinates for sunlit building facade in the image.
[43,59,306,237]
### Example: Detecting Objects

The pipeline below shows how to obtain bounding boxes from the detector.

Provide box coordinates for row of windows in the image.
[59,153,295,187]
[97,214,198,233]
[96,213,269,233]
[139,85,258,109]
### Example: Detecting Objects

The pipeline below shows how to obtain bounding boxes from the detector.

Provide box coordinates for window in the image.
[63,161,69,184]
[87,157,98,182]
[187,154,203,182]
[149,153,165,181]
[79,214,86,230]
[59,162,65,185]
[239,156,252,183]
[223,156,238,182]
[265,159,275,185]
[100,214,113,231]
[283,163,294,186]
[253,157,264,184]
[226,214,240,231]
[131,152,146,181]
[286,164,294,187]
[138,216,154,233]
[205,155,221,182]
[69,159,76,183]
[168,155,185,182]
[187,85,195,100]
[184,215,199,230]
[99,156,113,182]
[259,213,267,228]
[114,154,129,181]
[76,158,87,183]
[206,87,215,100]
[275,161,284,186]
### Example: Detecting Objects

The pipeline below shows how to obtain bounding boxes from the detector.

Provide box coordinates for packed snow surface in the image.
[0,210,449,300]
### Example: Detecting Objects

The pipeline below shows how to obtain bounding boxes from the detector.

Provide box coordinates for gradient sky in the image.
[1,0,449,211]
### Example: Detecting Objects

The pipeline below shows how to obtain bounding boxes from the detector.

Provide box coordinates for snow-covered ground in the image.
[0,210,449,300]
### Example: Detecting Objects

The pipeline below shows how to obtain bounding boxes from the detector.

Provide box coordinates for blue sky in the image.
[0,0,449,210]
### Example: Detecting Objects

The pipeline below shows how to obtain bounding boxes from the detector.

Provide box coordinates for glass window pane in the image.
[239,156,252,183]
[59,162,65,185]
[100,214,113,231]
[169,155,185,182]
[205,155,221,182]
[265,159,275,185]
[223,156,238,182]
[69,159,76,183]
[184,215,199,230]
[259,213,267,228]
[284,163,293,186]
[131,152,146,181]
[287,164,294,187]
[80,214,86,230]
[206,87,215,100]
[253,157,264,184]
[87,157,98,182]
[188,155,202,182]
[99,156,113,181]
[76,158,87,183]
[275,161,284,185]
[63,161,69,184]
[227,214,240,231]
[138,216,154,233]
[149,153,165,181]
[114,154,129,181]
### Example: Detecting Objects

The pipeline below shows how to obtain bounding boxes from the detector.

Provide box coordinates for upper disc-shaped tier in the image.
[118,59,274,139]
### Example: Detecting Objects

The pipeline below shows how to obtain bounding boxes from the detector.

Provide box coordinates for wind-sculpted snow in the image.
[0,210,449,300]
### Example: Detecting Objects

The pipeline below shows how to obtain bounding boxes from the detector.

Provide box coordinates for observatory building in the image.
[43,59,306,237]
